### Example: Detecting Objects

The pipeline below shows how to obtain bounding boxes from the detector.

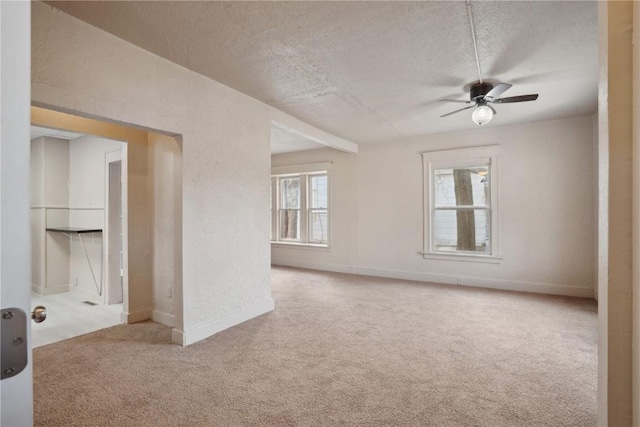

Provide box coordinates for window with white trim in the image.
[271,163,330,247]
[422,146,500,261]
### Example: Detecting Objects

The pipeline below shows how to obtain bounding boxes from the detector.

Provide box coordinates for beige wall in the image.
[598,1,634,426]
[32,2,274,345]
[633,2,640,425]
[273,116,596,298]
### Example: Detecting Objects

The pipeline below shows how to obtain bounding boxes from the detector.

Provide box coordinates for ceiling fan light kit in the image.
[471,105,493,126]
[438,1,539,126]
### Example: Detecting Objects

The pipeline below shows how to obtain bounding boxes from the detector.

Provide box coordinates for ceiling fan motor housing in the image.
[470,83,493,101]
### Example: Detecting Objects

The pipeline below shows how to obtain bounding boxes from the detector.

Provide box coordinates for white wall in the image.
[32,1,274,345]
[30,136,70,295]
[273,116,595,297]
[148,133,181,327]
[30,136,69,208]
[69,136,122,208]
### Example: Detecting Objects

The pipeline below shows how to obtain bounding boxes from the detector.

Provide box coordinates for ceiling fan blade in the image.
[492,94,539,104]
[484,83,512,100]
[440,105,475,118]
[439,99,472,104]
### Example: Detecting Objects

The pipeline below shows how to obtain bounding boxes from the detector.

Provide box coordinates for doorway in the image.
[30,105,183,334]
[29,126,128,347]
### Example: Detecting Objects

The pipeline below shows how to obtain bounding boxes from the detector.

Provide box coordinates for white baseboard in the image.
[272,259,595,299]
[172,297,275,346]
[34,284,70,296]
[121,308,152,324]
[406,270,593,298]
[152,310,175,328]
[271,258,355,275]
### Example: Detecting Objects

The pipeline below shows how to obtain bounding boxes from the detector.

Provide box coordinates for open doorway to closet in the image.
[30,125,127,347]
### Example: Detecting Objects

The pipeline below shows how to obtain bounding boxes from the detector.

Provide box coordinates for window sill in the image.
[271,242,331,251]
[421,252,502,264]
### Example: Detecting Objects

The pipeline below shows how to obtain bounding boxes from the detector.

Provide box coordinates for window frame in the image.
[422,146,501,263]
[271,162,331,248]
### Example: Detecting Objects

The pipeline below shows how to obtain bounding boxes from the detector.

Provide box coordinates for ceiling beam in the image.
[270,108,358,154]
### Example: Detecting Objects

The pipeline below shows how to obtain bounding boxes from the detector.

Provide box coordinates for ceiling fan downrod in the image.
[466,0,483,85]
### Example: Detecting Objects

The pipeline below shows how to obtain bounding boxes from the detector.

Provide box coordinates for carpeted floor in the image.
[34,267,597,426]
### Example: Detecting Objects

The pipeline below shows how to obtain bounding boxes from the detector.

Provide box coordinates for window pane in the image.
[310,210,328,243]
[433,167,489,207]
[434,209,489,253]
[310,175,328,209]
[279,209,300,240]
[280,177,300,209]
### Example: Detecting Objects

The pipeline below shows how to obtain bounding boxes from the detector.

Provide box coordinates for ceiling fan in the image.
[439,1,539,126]
[440,82,538,125]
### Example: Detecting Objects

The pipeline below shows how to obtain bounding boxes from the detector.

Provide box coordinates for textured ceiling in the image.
[47,1,598,145]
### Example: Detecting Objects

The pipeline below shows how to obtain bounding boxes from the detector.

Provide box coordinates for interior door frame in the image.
[104,149,128,310]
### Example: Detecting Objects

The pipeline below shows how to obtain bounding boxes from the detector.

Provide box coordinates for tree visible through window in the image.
[279,177,300,240]
[433,166,489,253]
[423,146,498,259]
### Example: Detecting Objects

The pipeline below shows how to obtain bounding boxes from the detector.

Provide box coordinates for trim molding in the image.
[272,258,354,275]
[122,308,152,324]
[32,284,69,296]
[152,310,175,328]
[271,258,595,299]
[172,297,275,346]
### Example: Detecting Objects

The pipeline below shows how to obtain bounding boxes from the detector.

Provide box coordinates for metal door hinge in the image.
[1,308,28,380]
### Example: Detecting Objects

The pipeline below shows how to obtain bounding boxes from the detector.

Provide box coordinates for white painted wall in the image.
[30,136,70,295]
[273,116,595,297]
[32,1,274,345]
[69,136,122,208]
[29,136,70,208]
[148,133,180,327]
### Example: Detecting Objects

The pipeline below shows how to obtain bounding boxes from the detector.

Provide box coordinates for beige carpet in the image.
[34,267,597,426]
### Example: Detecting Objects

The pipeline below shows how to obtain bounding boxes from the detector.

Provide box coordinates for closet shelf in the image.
[45,227,103,295]
[46,227,102,234]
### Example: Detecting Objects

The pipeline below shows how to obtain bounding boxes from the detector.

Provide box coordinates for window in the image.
[271,163,330,247]
[422,146,500,262]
